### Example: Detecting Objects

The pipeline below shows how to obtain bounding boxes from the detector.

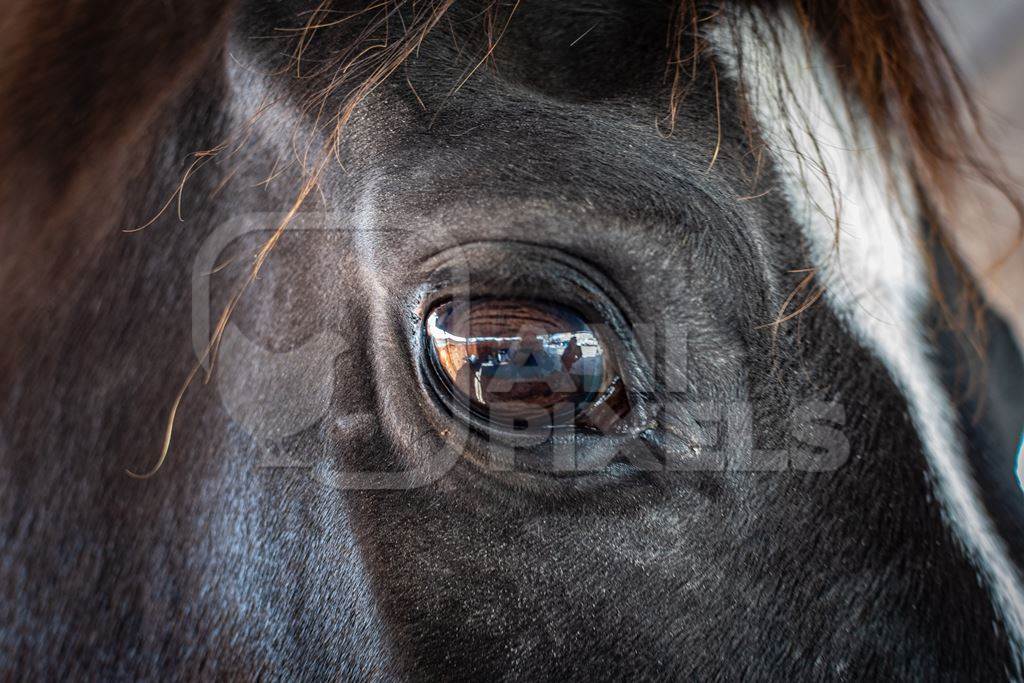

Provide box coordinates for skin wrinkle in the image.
[1,0,1022,679]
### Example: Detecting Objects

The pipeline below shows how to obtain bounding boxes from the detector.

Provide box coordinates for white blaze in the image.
[711,7,1024,664]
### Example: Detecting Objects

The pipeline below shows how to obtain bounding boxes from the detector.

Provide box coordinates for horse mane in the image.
[758,0,1021,353]
[0,0,1016,470]
[219,0,1024,338]
[2,0,1012,288]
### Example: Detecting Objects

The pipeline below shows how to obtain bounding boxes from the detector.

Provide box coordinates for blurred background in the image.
[935,0,1024,343]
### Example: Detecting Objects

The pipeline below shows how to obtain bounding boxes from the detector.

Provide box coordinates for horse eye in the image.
[424,299,629,433]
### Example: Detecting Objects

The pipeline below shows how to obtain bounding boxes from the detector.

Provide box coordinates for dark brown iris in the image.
[424,299,628,431]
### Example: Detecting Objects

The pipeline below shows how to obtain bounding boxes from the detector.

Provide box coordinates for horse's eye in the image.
[424,299,629,433]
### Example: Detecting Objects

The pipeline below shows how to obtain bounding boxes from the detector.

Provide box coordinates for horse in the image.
[2,0,1023,678]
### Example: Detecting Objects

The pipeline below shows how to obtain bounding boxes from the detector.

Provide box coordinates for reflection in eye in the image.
[424,299,629,432]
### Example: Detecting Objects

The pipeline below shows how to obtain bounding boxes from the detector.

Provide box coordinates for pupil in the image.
[424,299,615,428]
